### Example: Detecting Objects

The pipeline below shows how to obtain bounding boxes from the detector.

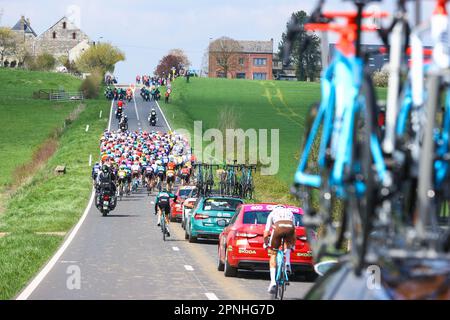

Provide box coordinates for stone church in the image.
[6,15,92,67]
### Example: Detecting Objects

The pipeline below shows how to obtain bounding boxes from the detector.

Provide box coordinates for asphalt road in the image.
[24,90,314,300]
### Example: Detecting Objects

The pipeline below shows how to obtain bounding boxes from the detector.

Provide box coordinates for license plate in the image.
[217,219,229,227]
[104,201,109,205]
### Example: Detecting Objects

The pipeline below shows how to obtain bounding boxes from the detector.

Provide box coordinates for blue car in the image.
[185,196,244,243]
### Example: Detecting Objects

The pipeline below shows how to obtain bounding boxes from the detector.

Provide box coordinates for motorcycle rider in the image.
[119,115,128,131]
[148,108,157,126]
[95,164,117,210]
[154,187,177,237]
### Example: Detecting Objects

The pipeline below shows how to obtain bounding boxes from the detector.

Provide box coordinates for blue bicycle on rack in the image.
[289,0,389,274]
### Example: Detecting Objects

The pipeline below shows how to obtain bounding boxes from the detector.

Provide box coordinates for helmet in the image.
[102,165,109,173]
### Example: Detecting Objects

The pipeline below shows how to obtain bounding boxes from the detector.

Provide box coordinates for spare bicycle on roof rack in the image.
[287,0,450,299]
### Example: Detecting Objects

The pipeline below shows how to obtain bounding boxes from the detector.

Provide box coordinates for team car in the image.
[217,203,315,279]
[169,186,197,222]
[185,196,244,243]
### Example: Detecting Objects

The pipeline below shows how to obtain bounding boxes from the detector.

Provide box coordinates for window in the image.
[239,57,244,66]
[202,198,243,212]
[253,73,267,80]
[243,210,303,227]
[72,32,76,40]
[236,73,246,79]
[52,31,56,39]
[63,22,67,29]
[253,58,267,66]
[216,58,225,65]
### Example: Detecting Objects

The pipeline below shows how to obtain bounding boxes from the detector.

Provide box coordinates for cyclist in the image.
[263,205,296,294]
[117,165,128,195]
[91,162,101,184]
[155,188,177,236]
[155,160,166,190]
[143,162,154,188]
[166,160,176,191]
[180,164,191,185]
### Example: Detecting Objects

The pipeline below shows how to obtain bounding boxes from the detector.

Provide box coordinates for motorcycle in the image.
[96,189,116,216]
[126,93,132,102]
[148,112,157,126]
[116,109,123,120]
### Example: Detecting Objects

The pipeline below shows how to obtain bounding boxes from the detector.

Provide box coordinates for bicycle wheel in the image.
[161,214,166,241]
[348,74,377,275]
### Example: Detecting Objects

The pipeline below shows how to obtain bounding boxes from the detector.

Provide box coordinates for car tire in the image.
[224,250,237,277]
[217,241,225,271]
[188,229,197,243]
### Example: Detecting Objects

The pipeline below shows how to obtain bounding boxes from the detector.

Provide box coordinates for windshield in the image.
[243,210,303,227]
[202,198,243,212]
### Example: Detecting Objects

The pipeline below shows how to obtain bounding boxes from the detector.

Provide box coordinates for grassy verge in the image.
[0,69,82,187]
[0,94,110,299]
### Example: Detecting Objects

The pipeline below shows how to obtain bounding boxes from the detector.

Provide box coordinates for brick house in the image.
[208,39,273,80]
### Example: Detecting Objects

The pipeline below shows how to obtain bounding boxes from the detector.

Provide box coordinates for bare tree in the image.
[200,48,209,77]
[0,27,16,67]
[168,48,191,69]
[209,37,241,78]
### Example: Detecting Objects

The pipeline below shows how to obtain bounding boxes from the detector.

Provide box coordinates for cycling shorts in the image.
[268,220,296,254]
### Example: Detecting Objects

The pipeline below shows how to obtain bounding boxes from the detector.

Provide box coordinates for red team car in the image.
[169,186,197,222]
[217,203,316,279]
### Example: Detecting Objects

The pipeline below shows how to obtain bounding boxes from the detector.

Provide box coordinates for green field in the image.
[160,77,321,184]
[0,69,82,186]
[0,69,110,299]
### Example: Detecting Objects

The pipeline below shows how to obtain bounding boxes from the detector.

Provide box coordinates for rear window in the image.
[202,198,243,212]
[178,188,193,198]
[243,211,303,227]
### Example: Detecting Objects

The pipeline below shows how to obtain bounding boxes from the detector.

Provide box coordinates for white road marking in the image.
[85,125,89,132]
[151,201,155,204]
[205,293,219,300]
[172,247,180,251]
[16,97,115,300]
[133,89,140,121]
[108,99,114,130]
[16,189,96,300]
[155,100,172,131]
[184,265,194,271]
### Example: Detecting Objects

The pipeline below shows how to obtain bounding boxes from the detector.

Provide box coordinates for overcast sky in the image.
[0,0,433,83]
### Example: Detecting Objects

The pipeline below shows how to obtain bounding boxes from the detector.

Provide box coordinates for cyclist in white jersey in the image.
[263,205,296,293]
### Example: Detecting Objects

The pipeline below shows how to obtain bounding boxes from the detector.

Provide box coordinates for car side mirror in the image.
[314,260,338,276]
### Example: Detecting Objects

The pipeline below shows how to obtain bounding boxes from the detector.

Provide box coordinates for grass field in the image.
[0,69,82,187]
[0,69,110,299]
[159,77,386,203]
[159,77,321,185]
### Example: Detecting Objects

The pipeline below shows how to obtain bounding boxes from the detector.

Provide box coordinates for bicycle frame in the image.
[294,49,387,197]
[274,238,288,300]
